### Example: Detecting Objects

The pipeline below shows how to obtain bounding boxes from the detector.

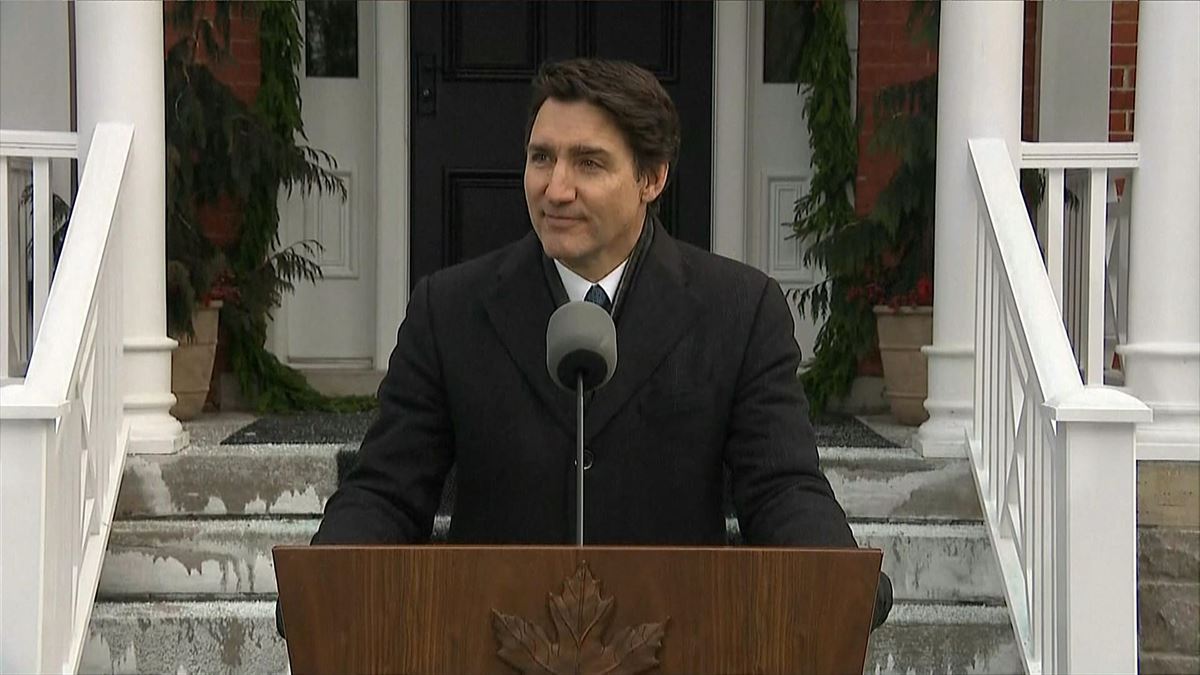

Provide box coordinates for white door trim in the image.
[374,1,409,369]
[710,0,752,263]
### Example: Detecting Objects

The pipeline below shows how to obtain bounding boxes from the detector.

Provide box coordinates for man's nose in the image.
[546,162,575,202]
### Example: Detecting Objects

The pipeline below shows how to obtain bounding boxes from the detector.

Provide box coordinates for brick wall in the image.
[222,13,263,106]
[164,2,261,248]
[1110,0,1139,142]
[1021,1,1042,142]
[853,0,937,218]
[164,2,261,104]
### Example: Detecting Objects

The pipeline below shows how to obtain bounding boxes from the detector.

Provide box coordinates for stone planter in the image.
[170,301,222,420]
[873,305,933,426]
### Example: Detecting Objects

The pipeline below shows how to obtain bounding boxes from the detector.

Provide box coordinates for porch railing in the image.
[968,138,1152,675]
[1018,142,1139,385]
[0,123,133,674]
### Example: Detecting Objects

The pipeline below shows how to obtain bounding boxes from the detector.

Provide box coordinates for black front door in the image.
[409,1,713,288]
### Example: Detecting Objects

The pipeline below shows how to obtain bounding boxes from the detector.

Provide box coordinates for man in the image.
[288,58,889,632]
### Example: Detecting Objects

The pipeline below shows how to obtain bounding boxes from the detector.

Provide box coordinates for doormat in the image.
[811,413,899,449]
[222,410,897,449]
[221,411,377,445]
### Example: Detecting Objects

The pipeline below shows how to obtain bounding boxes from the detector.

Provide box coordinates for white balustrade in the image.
[1019,142,1139,385]
[0,123,132,674]
[1102,173,1132,384]
[969,138,1151,675]
[0,130,78,382]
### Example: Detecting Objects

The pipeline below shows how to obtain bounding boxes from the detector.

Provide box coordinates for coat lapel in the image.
[483,233,576,437]
[584,224,702,443]
[483,225,703,444]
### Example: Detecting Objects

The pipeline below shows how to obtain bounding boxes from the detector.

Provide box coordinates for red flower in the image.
[914,275,933,305]
[200,271,240,305]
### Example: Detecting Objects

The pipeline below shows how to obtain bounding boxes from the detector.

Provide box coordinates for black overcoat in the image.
[312,222,856,549]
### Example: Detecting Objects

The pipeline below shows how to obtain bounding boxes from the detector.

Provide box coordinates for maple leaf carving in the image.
[491,562,669,675]
[599,623,669,674]
[490,612,558,674]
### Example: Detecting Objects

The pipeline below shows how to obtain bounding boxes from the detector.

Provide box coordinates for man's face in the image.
[524,98,667,281]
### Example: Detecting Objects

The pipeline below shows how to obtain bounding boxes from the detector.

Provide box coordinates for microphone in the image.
[546,301,617,546]
[546,301,617,392]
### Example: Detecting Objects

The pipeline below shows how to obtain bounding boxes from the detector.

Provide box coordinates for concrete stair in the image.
[82,416,1022,674]
[96,518,1004,603]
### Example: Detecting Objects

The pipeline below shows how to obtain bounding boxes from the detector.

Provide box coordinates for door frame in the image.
[374,1,409,369]
[282,1,752,370]
[270,1,405,370]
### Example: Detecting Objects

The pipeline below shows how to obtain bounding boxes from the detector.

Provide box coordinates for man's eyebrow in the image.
[568,145,611,158]
[525,142,613,159]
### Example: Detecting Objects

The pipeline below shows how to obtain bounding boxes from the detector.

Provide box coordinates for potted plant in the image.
[168,290,227,420]
[165,241,229,419]
[791,0,938,422]
[857,270,934,425]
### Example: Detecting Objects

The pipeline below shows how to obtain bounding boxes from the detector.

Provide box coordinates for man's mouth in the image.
[544,213,584,226]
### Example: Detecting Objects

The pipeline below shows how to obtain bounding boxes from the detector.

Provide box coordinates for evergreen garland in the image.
[789,0,867,416]
[165,2,375,412]
[791,0,939,416]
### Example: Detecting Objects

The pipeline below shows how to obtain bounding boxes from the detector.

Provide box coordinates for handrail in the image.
[0,123,133,674]
[0,130,79,159]
[973,139,1084,401]
[967,138,1151,675]
[1019,141,1139,169]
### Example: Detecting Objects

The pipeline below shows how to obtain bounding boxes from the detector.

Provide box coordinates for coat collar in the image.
[483,222,703,442]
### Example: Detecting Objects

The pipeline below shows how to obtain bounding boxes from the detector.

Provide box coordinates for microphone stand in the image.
[576,373,585,546]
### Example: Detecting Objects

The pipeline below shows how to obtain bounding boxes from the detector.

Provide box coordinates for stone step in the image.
[865,603,1021,674]
[114,443,983,522]
[822,446,983,521]
[82,600,1019,675]
[113,442,344,519]
[82,601,285,675]
[97,517,1003,603]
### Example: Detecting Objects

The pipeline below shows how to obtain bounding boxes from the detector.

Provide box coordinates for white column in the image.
[75,1,186,454]
[1119,0,1200,462]
[916,0,1023,457]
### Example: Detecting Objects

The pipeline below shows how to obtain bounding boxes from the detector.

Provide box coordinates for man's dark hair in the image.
[526,58,681,190]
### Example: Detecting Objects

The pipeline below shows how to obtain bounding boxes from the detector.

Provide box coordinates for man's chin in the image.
[537,234,589,264]
[544,249,586,267]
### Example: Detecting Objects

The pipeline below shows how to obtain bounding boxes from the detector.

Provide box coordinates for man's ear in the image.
[640,163,669,204]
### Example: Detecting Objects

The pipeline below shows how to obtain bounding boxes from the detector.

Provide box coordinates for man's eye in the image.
[581,159,601,170]
[530,153,550,163]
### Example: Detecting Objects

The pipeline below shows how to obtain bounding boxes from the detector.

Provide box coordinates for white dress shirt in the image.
[553,258,628,305]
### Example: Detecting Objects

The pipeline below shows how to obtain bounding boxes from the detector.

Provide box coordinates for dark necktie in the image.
[584,284,612,313]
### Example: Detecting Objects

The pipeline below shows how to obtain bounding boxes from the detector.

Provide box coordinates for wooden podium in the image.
[274,545,881,674]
